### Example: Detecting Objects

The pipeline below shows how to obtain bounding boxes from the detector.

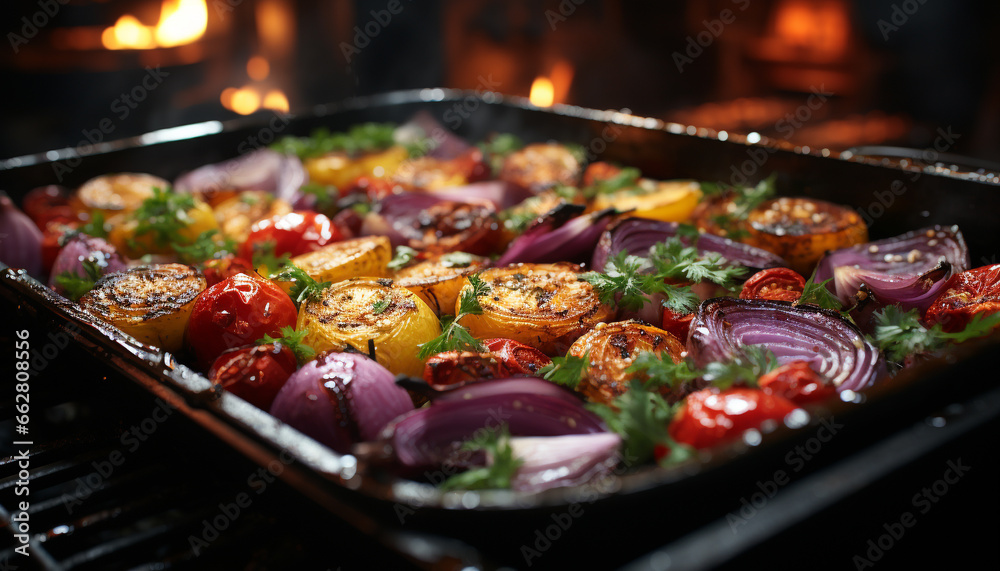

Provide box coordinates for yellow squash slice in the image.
[393,252,490,315]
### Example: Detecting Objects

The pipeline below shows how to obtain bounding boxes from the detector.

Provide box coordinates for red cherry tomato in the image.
[669,387,799,450]
[208,343,298,409]
[757,361,836,405]
[925,264,1000,332]
[238,211,343,261]
[740,268,806,302]
[202,255,255,287]
[483,338,552,375]
[661,309,694,342]
[423,351,510,389]
[41,219,80,275]
[23,185,75,228]
[187,273,298,370]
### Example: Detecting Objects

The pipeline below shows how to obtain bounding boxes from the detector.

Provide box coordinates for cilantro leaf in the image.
[589,167,641,196]
[417,275,490,359]
[628,352,701,389]
[172,230,237,264]
[54,258,104,301]
[251,241,292,274]
[271,123,399,159]
[580,252,651,312]
[872,306,1000,362]
[439,423,523,491]
[132,187,197,247]
[538,352,589,389]
[371,298,390,315]
[257,325,315,365]
[797,271,843,311]
[77,211,108,239]
[702,345,778,390]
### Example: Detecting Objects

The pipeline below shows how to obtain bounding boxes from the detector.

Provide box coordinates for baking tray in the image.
[3,89,1000,569]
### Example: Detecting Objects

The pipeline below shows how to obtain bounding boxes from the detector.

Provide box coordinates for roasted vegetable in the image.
[499,143,581,192]
[296,277,440,376]
[285,235,392,285]
[213,191,293,243]
[393,251,490,314]
[71,173,169,217]
[456,264,614,355]
[304,145,410,188]
[566,320,686,405]
[106,188,219,258]
[590,180,702,222]
[746,197,868,275]
[79,263,206,352]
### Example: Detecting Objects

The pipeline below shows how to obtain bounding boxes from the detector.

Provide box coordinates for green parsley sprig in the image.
[54,258,104,301]
[417,274,490,359]
[439,423,523,491]
[172,230,237,265]
[628,345,778,391]
[257,326,316,366]
[270,264,332,308]
[251,241,292,275]
[387,245,419,271]
[132,187,196,247]
[872,306,1000,362]
[271,123,400,159]
[538,352,589,389]
[699,175,776,239]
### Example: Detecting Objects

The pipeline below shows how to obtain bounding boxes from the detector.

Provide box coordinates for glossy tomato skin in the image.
[23,185,75,229]
[41,219,79,275]
[661,309,694,342]
[740,268,806,302]
[483,338,552,375]
[757,361,836,405]
[925,264,1000,332]
[208,343,298,409]
[669,387,798,450]
[238,211,343,261]
[422,351,510,388]
[187,273,298,370]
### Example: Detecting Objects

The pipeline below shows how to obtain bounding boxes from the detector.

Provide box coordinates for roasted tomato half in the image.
[238,211,344,261]
[208,343,298,409]
[757,361,836,405]
[422,350,509,389]
[187,273,298,370]
[740,267,806,302]
[925,264,1000,332]
[482,338,552,376]
[669,387,798,450]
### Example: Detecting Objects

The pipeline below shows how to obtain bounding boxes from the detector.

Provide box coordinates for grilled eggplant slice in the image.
[567,320,686,405]
[393,252,491,315]
[79,263,206,353]
[457,263,614,354]
[297,277,440,376]
[287,236,392,284]
[499,143,582,192]
[747,197,868,275]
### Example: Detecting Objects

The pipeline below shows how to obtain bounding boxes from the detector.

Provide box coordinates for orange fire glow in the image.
[529,77,555,107]
[262,90,290,112]
[222,84,290,115]
[102,0,208,50]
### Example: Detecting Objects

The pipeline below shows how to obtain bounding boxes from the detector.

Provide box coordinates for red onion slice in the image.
[497,205,617,267]
[592,217,787,273]
[814,225,969,311]
[427,180,533,211]
[688,298,884,392]
[174,149,307,206]
[509,433,622,492]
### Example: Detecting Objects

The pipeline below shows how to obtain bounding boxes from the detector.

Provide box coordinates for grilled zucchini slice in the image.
[79,263,206,353]
[456,263,614,355]
[297,277,440,376]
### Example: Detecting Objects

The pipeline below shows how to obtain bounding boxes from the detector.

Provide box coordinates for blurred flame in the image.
[247,56,270,81]
[230,88,261,115]
[773,0,849,55]
[262,90,290,112]
[102,0,208,50]
[529,76,555,107]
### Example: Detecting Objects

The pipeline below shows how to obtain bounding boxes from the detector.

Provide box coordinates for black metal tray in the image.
[3,89,999,570]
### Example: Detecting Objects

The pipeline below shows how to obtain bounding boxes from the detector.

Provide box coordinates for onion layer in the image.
[687,298,884,392]
[814,225,970,312]
[175,149,307,207]
[393,252,491,315]
[497,204,616,267]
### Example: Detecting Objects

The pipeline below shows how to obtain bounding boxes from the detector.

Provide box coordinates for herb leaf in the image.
[257,325,316,365]
[172,230,237,264]
[387,245,419,271]
[132,187,196,247]
[439,424,523,491]
[797,271,843,311]
[872,306,1000,362]
[272,123,399,159]
[55,258,104,301]
[300,182,337,210]
[270,264,332,308]
[587,380,694,466]
[251,241,292,274]
[417,275,490,359]
[628,352,701,389]
[538,352,589,389]
[371,298,391,315]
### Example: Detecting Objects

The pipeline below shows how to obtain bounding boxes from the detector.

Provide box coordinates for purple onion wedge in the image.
[508,433,622,492]
[270,352,414,454]
[174,149,307,207]
[688,298,884,392]
[592,217,787,273]
[380,377,608,474]
[427,180,533,211]
[48,234,128,295]
[497,204,617,266]
[814,225,969,312]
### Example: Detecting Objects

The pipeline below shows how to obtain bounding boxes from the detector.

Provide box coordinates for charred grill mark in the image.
[609,333,631,359]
